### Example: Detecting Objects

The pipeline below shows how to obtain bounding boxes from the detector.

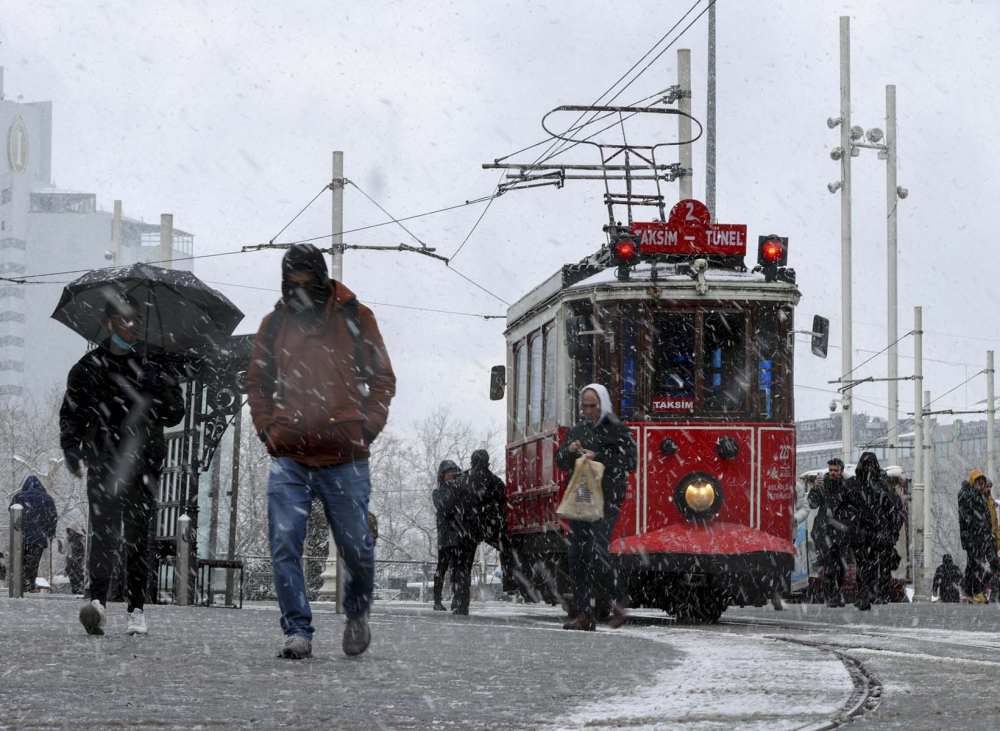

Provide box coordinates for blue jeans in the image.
[267,457,374,637]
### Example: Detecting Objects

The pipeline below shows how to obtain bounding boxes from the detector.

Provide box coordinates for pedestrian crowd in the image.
[806,453,904,610]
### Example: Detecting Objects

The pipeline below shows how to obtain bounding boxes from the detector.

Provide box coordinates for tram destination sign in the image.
[632,199,747,256]
[652,396,695,412]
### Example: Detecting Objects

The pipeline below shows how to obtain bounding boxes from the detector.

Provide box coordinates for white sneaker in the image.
[79,600,107,635]
[126,608,148,635]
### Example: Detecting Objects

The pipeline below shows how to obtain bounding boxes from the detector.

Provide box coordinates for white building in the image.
[0,70,193,400]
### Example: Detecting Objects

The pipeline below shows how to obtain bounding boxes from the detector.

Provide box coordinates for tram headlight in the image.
[674,472,724,522]
[685,481,716,512]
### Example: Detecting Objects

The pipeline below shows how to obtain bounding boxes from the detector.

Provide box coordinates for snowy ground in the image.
[0,596,858,731]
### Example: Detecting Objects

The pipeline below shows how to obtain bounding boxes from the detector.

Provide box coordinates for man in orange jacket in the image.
[247,244,395,659]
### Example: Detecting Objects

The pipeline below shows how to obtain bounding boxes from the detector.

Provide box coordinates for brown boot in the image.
[608,603,628,629]
[562,613,596,631]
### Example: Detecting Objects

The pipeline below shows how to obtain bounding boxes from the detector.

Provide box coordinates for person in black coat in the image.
[843,452,885,611]
[465,450,512,585]
[9,475,58,593]
[60,295,185,635]
[873,476,905,604]
[556,384,638,631]
[933,554,963,603]
[958,469,994,601]
[808,458,851,607]
[432,459,482,614]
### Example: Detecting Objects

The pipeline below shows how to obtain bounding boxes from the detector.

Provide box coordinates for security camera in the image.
[829,399,838,413]
[827,181,843,194]
[849,125,865,141]
[104,250,114,261]
[866,128,884,144]
[896,186,909,199]
[826,117,842,129]
[830,146,844,161]
[692,258,709,273]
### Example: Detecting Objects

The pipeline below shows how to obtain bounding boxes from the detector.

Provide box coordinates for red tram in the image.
[493,199,825,622]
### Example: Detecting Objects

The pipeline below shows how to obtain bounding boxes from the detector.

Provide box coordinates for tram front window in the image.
[652,313,696,413]
[703,312,747,413]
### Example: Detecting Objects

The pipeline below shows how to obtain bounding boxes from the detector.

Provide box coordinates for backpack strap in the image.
[262,301,372,387]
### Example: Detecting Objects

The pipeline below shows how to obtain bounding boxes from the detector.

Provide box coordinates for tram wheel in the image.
[667,588,727,624]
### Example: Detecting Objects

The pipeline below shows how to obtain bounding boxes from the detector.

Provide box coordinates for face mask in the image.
[111,333,136,351]
[283,281,329,315]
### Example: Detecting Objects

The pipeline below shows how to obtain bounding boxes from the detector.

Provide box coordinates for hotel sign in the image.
[7,117,27,174]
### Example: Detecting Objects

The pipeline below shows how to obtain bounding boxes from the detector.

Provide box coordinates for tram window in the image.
[703,312,747,413]
[543,324,556,423]
[528,333,543,429]
[621,313,639,419]
[755,308,784,420]
[515,343,527,432]
[652,313,696,413]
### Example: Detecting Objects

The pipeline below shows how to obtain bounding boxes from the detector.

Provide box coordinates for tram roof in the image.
[507,261,800,327]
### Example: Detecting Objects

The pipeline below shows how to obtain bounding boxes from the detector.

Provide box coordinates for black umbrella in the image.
[51,263,244,352]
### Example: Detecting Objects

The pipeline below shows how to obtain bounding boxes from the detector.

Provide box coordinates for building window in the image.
[0,189,10,205]
[515,343,527,434]
[528,332,543,430]
[543,323,556,424]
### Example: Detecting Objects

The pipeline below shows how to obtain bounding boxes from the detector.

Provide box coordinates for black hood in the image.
[281,244,331,313]
[437,459,460,486]
[855,451,881,483]
[943,554,954,565]
[470,449,490,471]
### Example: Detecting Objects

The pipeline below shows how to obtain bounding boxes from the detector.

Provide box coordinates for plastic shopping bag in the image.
[556,456,605,522]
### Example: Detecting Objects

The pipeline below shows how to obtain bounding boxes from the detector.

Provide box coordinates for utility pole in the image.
[112,200,122,266]
[331,151,345,281]
[912,305,924,598]
[677,50,693,202]
[988,351,996,483]
[839,16,854,466]
[706,3,717,221]
[159,213,173,269]
[923,389,933,593]
[886,85,899,468]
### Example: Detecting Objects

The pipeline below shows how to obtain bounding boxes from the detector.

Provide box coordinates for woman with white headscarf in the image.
[555,383,638,631]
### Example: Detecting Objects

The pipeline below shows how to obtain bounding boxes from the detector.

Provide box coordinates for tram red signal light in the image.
[609,228,642,281]
[614,238,639,262]
[757,235,788,267]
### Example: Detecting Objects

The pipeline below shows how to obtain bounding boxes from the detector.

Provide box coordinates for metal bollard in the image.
[176,514,192,606]
[335,551,345,614]
[8,504,23,598]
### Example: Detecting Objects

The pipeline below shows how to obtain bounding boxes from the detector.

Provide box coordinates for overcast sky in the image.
[3,0,999,440]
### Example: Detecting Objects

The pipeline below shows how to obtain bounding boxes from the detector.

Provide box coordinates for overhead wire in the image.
[268,184,330,245]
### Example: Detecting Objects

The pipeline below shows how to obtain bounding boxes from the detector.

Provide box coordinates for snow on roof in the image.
[567,261,770,289]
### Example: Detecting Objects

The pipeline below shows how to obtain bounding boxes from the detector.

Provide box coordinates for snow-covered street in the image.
[6,596,999,730]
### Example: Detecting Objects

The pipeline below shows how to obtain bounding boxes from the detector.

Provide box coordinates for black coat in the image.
[874,486,905,549]
[59,343,185,477]
[555,415,638,509]
[958,481,994,557]
[9,477,57,548]
[842,472,885,548]
[933,557,963,602]
[433,460,481,549]
[466,465,507,545]
[808,476,852,551]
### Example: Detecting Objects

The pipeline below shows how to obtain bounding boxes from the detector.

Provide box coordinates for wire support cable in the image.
[832,330,914,384]
[268,184,331,245]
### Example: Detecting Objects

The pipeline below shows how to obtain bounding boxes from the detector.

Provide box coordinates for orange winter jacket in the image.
[246,281,395,467]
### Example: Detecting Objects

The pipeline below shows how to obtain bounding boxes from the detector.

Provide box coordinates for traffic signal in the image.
[610,228,641,281]
[757,234,788,282]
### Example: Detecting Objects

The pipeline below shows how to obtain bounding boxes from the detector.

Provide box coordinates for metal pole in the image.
[886,85,898,468]
[112,200,123,266]
[839,16,854,466]
[706,3,716,221]
[225,408,242,606]
[923,389,933,594]
[8,504,23,598]
[331,151,344,281]
[159,213,173,269]
[335,548,345,614]
[988,351,996,483]
[176,514,191,606]
[677,49,693,202]
[912,306,924,598]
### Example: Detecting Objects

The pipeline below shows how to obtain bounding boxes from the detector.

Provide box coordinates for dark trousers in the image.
[87,464,155,612]
[854,546,879,607]
[567,499,623,619]
[446,544,476,612]
[22,544,45,592]
[965,551,991,597]
[67,554,86,595]
[874,546,898,603]
[818,544,847,604]
[433,548,451,604]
